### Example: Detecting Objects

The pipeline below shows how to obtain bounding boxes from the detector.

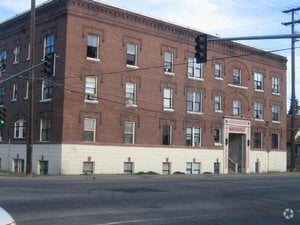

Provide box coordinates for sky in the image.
[0,0,300,109]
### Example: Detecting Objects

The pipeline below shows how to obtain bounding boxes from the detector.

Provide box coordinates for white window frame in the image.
[187,91,202,113]
[162,125,172,145]
[125,82,137,107]
[85,76,98,102]
[254,132,263,149]
[41,76,53,101]
[186,162,201,175]
[14,119,26,139]
[40,118,51,142]
[124,121,135,144]
[254,72,263,91]
[186,127,201,147]
[163,88,173,111]
[271,133,280,149]
[272,76,280,94]
[272,104,280,122]
[254,102,263,120]
[233,68,241,85]
[86,33,100,61]
[44,33,55,55]
[214,95,222,112]
[25,80,29,100]
[83,118,96,142]
[12,82,18,101]
[126,43,138,67]
[214,63,222,79]
[13,45,20,64]
[214,128,222,146]
[188,57,202,79]
[233,100,241,116]
[164,51,174,74]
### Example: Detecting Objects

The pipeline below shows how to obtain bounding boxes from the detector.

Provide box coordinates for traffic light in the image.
[44,53,55,76]
[195,34,207,64]
[0,108,6,125]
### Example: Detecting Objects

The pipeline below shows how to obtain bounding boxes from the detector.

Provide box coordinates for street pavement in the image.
[0,173,299,225]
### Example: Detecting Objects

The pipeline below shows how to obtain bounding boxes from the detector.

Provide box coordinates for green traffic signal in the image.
[0,108,6,125]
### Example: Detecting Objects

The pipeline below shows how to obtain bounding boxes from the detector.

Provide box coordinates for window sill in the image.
[187,111,203,115]
[13,61,19,65]
[188,76,204,81]
[164,71,175,76]
[86,57,100,62]
[214,143,223,147]
[40,99,52,103]
[227,84,248,90]
[11,99,17,103]
[85,99,99,104]
[215,77,223,80]
[255,89,264,92]
[272,92,280,96]
[24,97,28,101]
[164,108,174,112]
[126,64,139,69]
[254,118,264,122]
[272,120,281,124]
[215,110,223,113]
[126,104,138,108]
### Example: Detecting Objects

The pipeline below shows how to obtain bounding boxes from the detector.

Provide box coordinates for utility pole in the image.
[26,0,36,176]
[282,7,300,172]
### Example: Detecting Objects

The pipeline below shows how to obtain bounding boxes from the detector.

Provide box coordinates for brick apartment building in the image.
[0,0,287,175]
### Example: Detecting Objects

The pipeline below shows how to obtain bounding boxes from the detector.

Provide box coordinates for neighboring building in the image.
[0,0,287,175]
[286,115,300,169]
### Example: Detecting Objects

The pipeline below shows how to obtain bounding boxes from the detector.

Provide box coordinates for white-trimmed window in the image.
[12,82,18,101]
[233,68,241,85]
[186,127,201,147]
[272,104,280,122]
[214,63,222,78]
[188,57,202,79]
[126,43,137,67]
[254,102,263,120]
[233,100,241,116]
[0,50,7,71]
[85,76,97,101]
[214,95,222,112]
[187,91,202,113]
[14,119,26,139]
[272,76,280,94]
[13,45,20,64]
[124,121,135,144]
[214,128,222,145]
[162,125,172,145]
[42,76,53,101]
[125,82,136,106]
[186,162,201,175]
[163,88,173,110]
[26,42,31,60]
[271,133,280,149]
[25,80,29,99]
[40,118,51,141]
[254,72,263,90]
[45,33,55,54]
[83,118,96,142]
[254,132,263,149]
[87,34,99,59]
[164,51,174,73]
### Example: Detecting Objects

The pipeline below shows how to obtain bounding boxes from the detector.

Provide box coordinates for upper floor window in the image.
[233,100,241,116]
[214,128,222,145]
[83,118,96,142]
[164,51,174,74]
[12,82,18,101]
[254,132,263,149]
[187,91,202,113]
[0,50,7,71]
[87,34,99,59]
[13,45,20,64]
[85,76,97,101]
[162,125,172,145]
[272,76,280,94]
[272,104,280,122]
[254,102,263,120]
[14,119,26,139]
[254,72,263,90]
[214,95,222,112]
[186,127,201,147]
[271,133,280,149]
[45,34,55,54]
[42,76,53,101]
[126,43,137,67]
[125,82,136,106]
[188,57,202,79]
[40,118,51,141]
[233,68,241,85]
[214,63,222,78]
[124,121,135,144]
[163,88,173,111]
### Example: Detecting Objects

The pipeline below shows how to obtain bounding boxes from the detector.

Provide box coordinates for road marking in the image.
[248,185,281,189]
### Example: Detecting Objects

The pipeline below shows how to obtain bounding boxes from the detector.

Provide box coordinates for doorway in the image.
[228,133,246,173]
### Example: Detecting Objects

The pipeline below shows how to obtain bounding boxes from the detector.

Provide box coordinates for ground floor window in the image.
[39,160,48,175]
[124,162,134,174]
[13,159,24,173]
[162,162,171,175]
[186,162,201,174]
[83,161,94,175]
[214,162,220,174]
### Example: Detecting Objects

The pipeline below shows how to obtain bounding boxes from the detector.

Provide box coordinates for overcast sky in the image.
[1,0,300,108]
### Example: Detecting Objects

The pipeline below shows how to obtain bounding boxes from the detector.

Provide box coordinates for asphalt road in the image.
[0,174,299,225]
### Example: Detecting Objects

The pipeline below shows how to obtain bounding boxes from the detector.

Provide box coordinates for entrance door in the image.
[228,133,246,173]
